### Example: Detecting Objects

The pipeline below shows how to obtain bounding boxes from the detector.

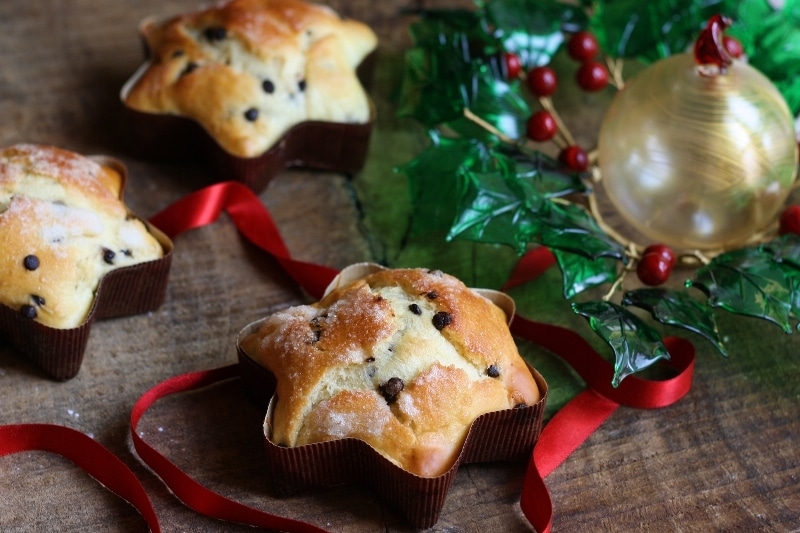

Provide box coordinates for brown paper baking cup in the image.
[236,347,546,528]
[235,264,548,528]
[120,28,376,193]
[0,156,173,380]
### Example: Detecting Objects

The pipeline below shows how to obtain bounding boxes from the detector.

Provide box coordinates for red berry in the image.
[723,35,743,59]
[526,111,557,142]
[779,205,800,235]
[558,145,588,171]
[503,52,522,80]
[636,244,676,286]
[648,244,676,264]
[576,61,608,92]
[527,66,558,97]
[567,31,599,62]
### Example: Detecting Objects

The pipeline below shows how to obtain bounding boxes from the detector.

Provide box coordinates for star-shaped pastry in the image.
[240,264,543,478]
[123,0,377,158]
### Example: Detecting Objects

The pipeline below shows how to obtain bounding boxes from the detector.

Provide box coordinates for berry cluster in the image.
[505,32,611,174]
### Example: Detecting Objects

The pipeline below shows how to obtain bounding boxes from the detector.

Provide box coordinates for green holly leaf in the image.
[511,151,589,200]
[552,248,619,299]
[762,234,800,326]
[775,263,800,327]
[761,233,800,269]
[589,0,739,62]
[447,151,539,253]
[406,9,489,49]
[447,150,591,254]
[622,288,727,356]
[687,248,794,333]
[396,9,530,140]
[397,134,499,237]
[572,300,671,387]
[446,76,531,142]
[482,0,588,67]
[529,201,628,261]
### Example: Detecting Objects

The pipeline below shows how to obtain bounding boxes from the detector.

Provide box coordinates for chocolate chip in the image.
[31,294,45,306]
[408,303,421,315]
[309,317,324,343]
[203,26,227,41]
[298,79,307,92]
[262,79,275,93]
[121,249,133,257]
[244,108,259,121]
[365,357,375,363]
[379,377,404,403]
[426,291,438,300]
[20,305,37,319]
[102,248,116,265]
[181,62,198,77]
[487,364,500,378]
[23,255,39,271]
[172,50,185,58]
[427,269,443,276]
[432,311,451,330]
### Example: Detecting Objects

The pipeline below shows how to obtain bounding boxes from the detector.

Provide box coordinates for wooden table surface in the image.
[1,1,798,532]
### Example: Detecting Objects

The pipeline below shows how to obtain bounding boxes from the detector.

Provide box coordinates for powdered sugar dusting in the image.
[316,399,389,439]
[396,392,418,418]
[0,144,117,203]
[119,222,149,248]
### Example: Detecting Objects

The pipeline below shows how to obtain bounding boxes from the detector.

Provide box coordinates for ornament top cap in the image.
[694,14,734,76]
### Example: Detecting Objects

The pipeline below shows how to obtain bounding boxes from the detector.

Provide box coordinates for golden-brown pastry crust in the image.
[0,144,164,329]
[123,0,377,158]
[242,267,541,477]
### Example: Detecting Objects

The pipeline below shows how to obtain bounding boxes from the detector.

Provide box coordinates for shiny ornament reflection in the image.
[598,53,798,250]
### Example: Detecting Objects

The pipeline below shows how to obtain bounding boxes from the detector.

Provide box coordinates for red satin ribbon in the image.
[149,182,337,299]
[0,424,161,532]
[1,181,695,532]
[129,365,329,533]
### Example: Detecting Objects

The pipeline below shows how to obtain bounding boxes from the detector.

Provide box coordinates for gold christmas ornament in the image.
[597,52,798,251]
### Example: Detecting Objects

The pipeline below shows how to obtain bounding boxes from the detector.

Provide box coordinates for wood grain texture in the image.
[0,1,798,532]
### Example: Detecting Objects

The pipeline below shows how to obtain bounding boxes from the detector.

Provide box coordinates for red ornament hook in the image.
[694,14,733,73]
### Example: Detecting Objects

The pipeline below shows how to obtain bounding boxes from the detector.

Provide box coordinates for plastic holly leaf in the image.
[397,9,488,123]
[447,150,590,254]
[774,262,800,327]
[511,151,589,200]
[762,235,800,325]
[687,247,794,333]
[481,0,588,67]
[448,77,531,142]
[446,150,537,253]
[406,9,489,49]
[622,288,728,356]
[572,300,671,387]
[589,0,738,62]
[552,248,619,299]
[761,233,800,270]
[529,201,628,261]
[397,133,499,237]
[396,10,530,140]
